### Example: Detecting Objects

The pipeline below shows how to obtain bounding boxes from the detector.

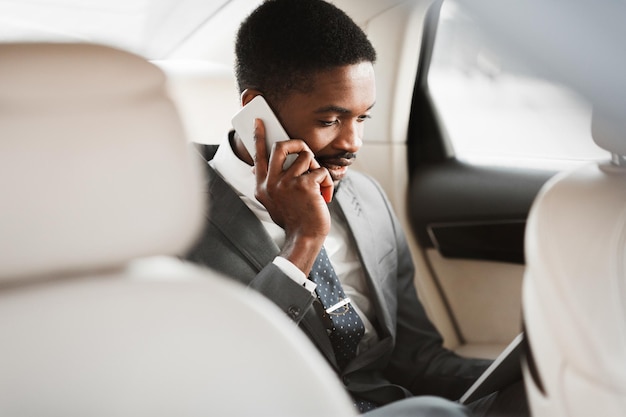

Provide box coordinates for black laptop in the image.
[459,332,524,404]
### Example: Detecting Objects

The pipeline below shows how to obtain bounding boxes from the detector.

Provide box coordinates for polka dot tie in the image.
[309,247,365,370]
[354,397,378,413]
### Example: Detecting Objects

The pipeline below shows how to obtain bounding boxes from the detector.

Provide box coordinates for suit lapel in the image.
[205,165,279,272]
[334,176,395,342]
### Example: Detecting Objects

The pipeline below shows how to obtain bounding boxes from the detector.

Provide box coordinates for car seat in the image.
[0,42,357,417]
[522,108,626,416]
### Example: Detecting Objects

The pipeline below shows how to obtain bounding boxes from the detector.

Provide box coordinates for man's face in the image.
[274,62,376,183]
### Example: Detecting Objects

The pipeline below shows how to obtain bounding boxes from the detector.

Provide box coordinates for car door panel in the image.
[408,159,555,356]
[409,160,555,264]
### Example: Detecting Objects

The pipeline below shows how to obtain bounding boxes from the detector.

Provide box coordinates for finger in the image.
[253,118,269,181]
[271,140,320,175]
[305,167,334,203]
[280,147,317,176]
[319,169,334,203]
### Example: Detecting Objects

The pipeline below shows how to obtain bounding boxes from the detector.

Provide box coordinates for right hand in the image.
[252,118,334,275]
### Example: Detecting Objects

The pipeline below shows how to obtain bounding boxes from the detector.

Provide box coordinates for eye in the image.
[319,119,339,127]
[357,114,372,123]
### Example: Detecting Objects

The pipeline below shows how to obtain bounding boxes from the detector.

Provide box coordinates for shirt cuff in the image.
[272,256,317,294]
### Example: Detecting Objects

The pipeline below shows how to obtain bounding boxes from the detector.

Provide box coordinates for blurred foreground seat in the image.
[0,43,356,417]
[522,108,626,417]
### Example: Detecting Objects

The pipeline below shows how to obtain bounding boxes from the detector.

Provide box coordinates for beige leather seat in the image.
[522,109,626,416]
[0,43,356,417]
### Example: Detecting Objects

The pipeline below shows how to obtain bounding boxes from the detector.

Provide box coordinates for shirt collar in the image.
[210,131,263,209]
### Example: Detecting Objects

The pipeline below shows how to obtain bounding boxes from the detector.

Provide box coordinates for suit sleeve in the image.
[187,216,335,365]
[371,181,492,400]
[186,226,316,325]
[248,262,317,324]
[184,163,318,325]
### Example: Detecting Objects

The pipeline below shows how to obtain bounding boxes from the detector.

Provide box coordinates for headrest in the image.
[591,106,626,157]
[0,43,205,283]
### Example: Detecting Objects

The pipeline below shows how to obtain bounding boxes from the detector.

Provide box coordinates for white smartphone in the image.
[231,95,297,169]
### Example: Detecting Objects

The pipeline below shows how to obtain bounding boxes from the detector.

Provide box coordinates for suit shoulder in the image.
[344,170,385,192]
[343,170,388,201]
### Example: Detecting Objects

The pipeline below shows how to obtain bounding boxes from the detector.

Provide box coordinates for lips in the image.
[320,158,353,170]
[319,157,354,181]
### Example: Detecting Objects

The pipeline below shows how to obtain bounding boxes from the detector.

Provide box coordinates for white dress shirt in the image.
[210,136,379,352]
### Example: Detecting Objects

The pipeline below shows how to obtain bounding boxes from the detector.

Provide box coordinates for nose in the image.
[336,119,363,154]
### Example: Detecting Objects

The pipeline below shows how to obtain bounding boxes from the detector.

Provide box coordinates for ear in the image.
[240,89,263,107]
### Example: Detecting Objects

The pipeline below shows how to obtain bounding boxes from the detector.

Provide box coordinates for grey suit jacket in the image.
[187,145,491,406]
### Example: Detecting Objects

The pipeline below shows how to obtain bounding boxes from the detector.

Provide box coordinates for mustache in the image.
[316,152,358,163]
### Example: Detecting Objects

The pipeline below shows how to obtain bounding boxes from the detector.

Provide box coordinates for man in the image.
[187,1,526,415]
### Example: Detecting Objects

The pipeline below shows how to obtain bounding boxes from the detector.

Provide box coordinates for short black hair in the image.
[235,0,377,103]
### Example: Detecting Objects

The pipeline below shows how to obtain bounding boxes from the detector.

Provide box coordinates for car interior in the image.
[1,0,624,415]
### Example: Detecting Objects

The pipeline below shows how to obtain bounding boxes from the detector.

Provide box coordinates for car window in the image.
[428,0,607,170]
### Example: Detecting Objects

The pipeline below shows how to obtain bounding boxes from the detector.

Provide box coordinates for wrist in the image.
[280,234,325,276]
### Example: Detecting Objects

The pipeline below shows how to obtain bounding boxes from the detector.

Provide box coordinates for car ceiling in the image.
[5,0,623,135]
[0,0,407,65]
